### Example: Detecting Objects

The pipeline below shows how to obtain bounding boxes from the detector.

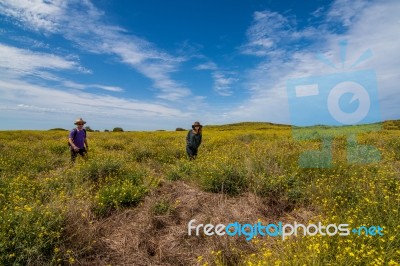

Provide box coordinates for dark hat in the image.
[192,121,203,129]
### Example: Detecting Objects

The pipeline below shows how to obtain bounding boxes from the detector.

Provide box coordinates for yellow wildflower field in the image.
[0,122,399,265]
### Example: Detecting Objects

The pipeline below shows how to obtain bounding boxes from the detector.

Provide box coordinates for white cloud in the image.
[0,44,121,93]
[241,10,292,57]
[0,79,183,116]
[327,0,370,27]
[0,0,65,32]
[0,0,191,101]
[0,78,190,129]
[1,0,398,129]
[213,72,238,96]
[0,43,78,74]
[62,81,123,92]
[90,84,123,93]
[232,0,400,124]
[195,61,239,97]
[194,62,217,71]
[241,9,324,59]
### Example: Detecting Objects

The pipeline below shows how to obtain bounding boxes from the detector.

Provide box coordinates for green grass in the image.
[0,123,399,265]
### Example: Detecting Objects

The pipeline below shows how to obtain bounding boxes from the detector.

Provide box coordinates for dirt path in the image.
[76,180,313,265]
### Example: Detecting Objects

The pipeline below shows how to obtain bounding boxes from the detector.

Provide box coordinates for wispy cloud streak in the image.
[0,0,191,101]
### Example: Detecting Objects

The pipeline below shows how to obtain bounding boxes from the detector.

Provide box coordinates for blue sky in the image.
[0,0,399,130]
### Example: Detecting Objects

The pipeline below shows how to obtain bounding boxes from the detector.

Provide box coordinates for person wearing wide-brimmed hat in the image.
[186,121,203,160]
[68,118,89,163]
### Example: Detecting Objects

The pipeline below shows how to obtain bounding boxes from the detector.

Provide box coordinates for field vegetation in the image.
[0,122,399,265]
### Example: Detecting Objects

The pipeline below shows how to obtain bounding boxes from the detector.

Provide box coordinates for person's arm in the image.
[198,134,202,146]
[68,138,75,147]
[84,138,89,151]
[69,137,79,151]
[186,131,190,146]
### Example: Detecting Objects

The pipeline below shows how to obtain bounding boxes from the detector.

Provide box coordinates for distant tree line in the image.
[49,126,124,132]
[50,126,194,132]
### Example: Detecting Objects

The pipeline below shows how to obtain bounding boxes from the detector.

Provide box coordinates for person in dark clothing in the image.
[186,121,202,160]
[68,118,89,163]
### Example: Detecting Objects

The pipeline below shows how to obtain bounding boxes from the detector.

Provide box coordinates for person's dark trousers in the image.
[70,148,87,163]
[186,146,198,160]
